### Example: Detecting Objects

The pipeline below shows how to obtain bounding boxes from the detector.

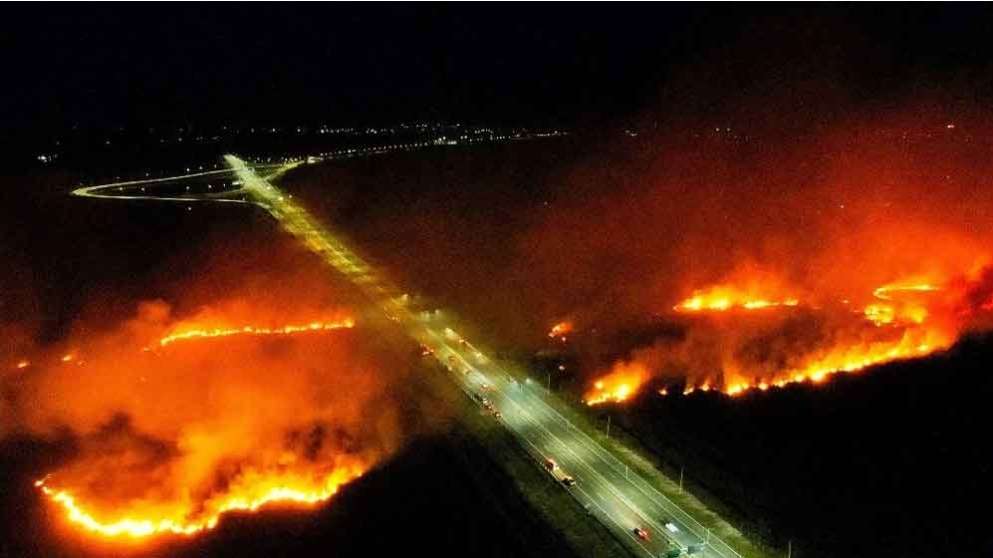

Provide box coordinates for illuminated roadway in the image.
[221,154,744,558]
[70,164,290,205]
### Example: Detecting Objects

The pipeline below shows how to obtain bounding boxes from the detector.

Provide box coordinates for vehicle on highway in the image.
[543,458,576,486]
[664,521,680,533]
[633,526,650,541]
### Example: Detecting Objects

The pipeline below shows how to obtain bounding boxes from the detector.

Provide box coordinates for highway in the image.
[223,154,745,558]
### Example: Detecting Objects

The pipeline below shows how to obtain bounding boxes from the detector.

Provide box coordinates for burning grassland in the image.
[3,295,419,542]
[514,111,993,405]
[586,251,993,404]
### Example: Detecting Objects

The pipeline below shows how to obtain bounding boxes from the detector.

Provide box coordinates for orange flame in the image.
[714,325,950,397]
[29,311,374,542]
[36,461,366,539]
[674,285,799,313]
[595,264,993,402]
[156,318,355,348]
[680,278,956,397]
[585,361,648,405]
[862,282,937,326]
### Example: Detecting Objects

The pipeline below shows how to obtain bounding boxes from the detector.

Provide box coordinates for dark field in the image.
[616,336,993,558]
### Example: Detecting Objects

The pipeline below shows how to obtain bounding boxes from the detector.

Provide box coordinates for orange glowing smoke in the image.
[12,300,407,543]
[585,361,648,405]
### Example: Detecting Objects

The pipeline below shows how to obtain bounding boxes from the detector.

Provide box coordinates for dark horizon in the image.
[5,5,993,138]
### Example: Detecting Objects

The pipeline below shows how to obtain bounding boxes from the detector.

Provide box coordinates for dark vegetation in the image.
[612,333,993,558]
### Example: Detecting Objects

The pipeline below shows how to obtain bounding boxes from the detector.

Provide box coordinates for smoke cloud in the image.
[283,100,993,403]
[2,239,432,539]
[526,106,993,400]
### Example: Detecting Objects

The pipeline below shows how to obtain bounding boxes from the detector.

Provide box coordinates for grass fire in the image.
[587,261,993,404]
[568,113,993,406]
[3,295,414,543]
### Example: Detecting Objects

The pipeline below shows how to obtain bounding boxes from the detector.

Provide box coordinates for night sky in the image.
[4,4,993,140]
